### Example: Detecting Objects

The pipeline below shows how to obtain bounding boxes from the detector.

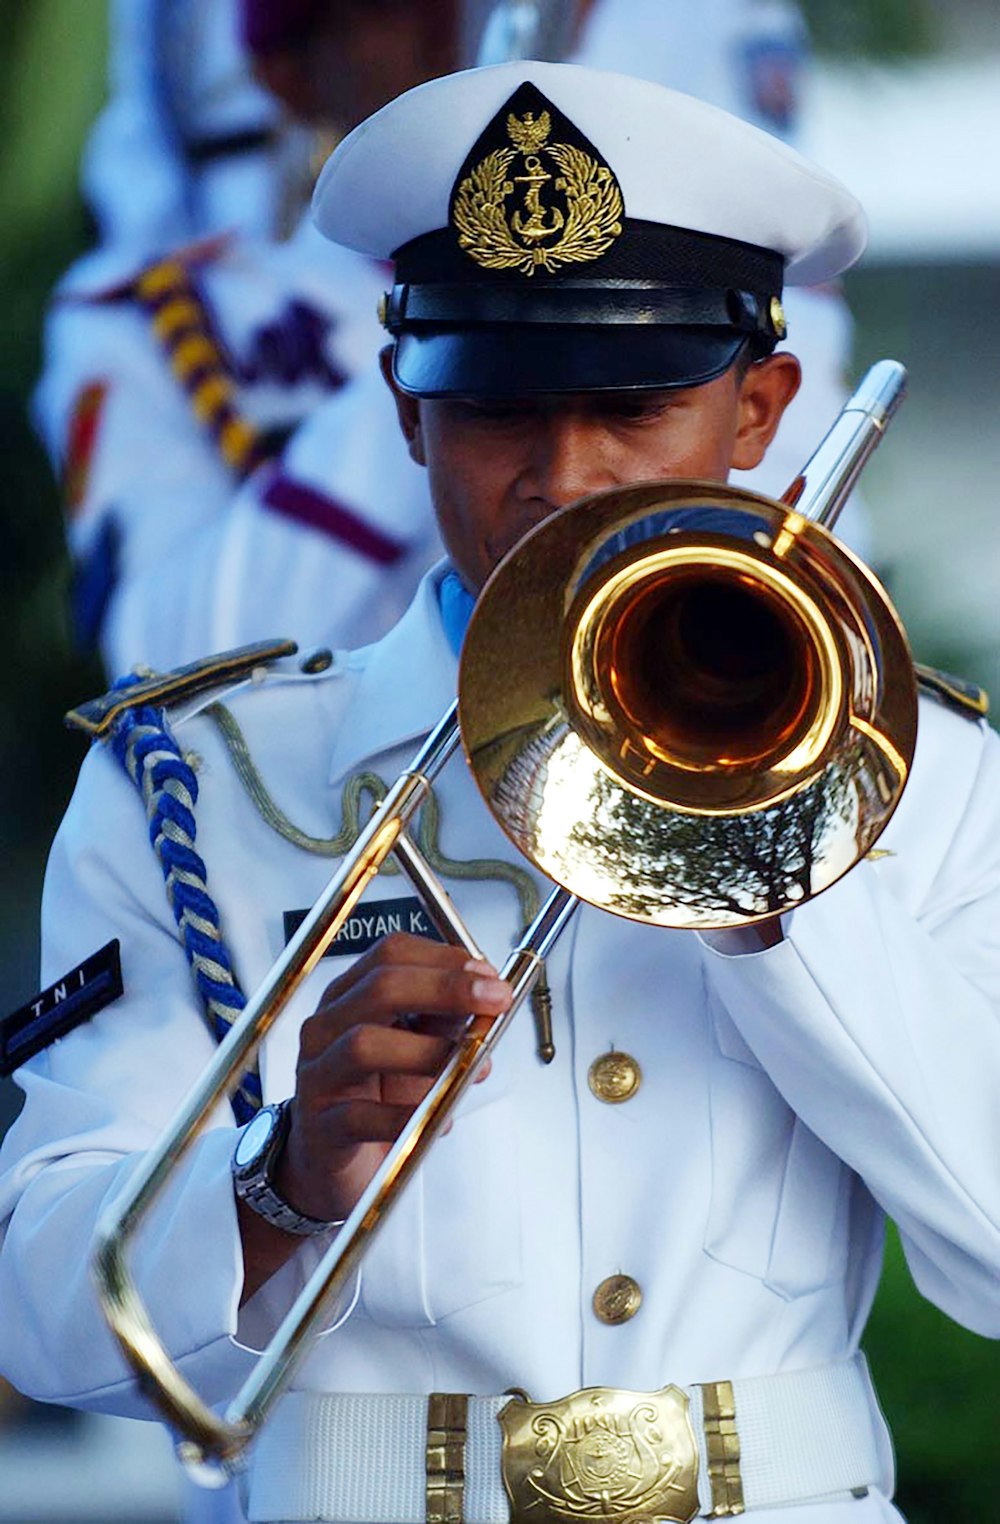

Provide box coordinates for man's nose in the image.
[519,413,617,508]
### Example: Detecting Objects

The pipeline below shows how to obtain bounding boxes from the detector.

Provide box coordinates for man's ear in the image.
[379,346,426,466]
[730,352,801,471]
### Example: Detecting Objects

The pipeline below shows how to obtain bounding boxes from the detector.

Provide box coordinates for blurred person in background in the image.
[73,0,314,271]
[33,0,872,689]
[33,0,463,677]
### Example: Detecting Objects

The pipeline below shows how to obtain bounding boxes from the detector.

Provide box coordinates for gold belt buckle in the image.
[499,1384,700,1524]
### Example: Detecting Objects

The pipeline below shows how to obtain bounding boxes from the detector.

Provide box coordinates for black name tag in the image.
[283,897,444,958]
[1,940,123,1076]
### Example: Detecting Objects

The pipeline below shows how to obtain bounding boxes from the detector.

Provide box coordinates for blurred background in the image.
[0,0,998,1519]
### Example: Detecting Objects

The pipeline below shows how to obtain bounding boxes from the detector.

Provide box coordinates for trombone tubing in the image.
[787,359,906,528]
[91,703,462,1461]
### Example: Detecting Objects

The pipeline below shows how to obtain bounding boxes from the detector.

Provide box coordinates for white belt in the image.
[247,1355,886,1522]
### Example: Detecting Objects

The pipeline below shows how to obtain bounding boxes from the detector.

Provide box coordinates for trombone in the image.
[91,360,914,1482]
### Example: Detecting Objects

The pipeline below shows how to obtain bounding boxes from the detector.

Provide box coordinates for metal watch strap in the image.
[233,1099,338,1238]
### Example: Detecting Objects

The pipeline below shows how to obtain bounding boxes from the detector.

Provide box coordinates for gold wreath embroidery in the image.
[453,110,623,276]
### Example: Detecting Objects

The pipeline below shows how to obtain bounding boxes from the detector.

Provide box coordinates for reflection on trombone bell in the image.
[462,481,915,927]
[91,361,915,1480]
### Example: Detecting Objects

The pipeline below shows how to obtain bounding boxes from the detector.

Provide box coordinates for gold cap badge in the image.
[451,83,623,277]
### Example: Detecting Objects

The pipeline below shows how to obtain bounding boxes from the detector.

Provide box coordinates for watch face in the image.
[234,1107,275,1169]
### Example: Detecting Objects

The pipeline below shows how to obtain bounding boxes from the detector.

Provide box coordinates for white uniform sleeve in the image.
[700,708,1000,1336]
[105,363,442,670]
[34,296,236,674]
[0,746,254,1412]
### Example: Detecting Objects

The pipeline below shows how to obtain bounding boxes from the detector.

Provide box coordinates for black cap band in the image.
[385,281,771,335]
[394,217,784,295]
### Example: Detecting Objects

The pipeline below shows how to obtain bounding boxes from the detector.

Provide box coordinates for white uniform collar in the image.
[327,562,458,787]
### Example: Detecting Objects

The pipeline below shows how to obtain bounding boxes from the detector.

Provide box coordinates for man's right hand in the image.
[238,933,511,1298]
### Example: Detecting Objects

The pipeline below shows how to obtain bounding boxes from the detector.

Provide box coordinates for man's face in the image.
[389,356,799,591]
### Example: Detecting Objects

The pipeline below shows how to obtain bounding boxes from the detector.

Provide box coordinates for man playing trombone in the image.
[2,59,999,1524]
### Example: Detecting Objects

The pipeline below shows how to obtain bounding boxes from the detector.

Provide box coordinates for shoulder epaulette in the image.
[65,638,299,739]
[915,662,989,721]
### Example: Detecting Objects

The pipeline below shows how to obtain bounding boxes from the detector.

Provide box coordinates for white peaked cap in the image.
[313,60,865,286]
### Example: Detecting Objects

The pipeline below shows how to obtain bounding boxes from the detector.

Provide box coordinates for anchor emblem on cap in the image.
[451,86,624,277]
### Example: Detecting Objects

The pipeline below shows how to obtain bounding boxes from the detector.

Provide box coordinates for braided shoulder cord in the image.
[109,699,262,1124]
[206,701,541,919]
[204,703,389,858]
[205,701,555,1058]
[413,788,556,1063]
[134,258,266,481]
[413,789,540,928]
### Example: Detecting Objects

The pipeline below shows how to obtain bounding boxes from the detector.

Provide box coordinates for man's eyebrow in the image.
[445,390,683,413]
[449,394,528,406]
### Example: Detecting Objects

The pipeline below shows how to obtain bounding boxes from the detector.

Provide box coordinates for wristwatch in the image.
[232,1099,336,1237]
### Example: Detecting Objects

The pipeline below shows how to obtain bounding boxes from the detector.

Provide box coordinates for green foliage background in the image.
[0,0,105,869]
[0,3,994,1521]
[805,0,936,58]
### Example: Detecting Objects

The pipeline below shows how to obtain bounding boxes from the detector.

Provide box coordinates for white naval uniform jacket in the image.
[2,571,1000,1524]
[34,219,441,675]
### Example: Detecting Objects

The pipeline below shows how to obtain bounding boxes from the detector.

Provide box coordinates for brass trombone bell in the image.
[459,482,917,928]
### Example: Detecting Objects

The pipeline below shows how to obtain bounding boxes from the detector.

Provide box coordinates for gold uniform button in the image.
[588,1050,642,1104]
[592,1274,642,1325]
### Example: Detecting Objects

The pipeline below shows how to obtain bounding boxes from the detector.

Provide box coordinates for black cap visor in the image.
[392,325,749,399]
